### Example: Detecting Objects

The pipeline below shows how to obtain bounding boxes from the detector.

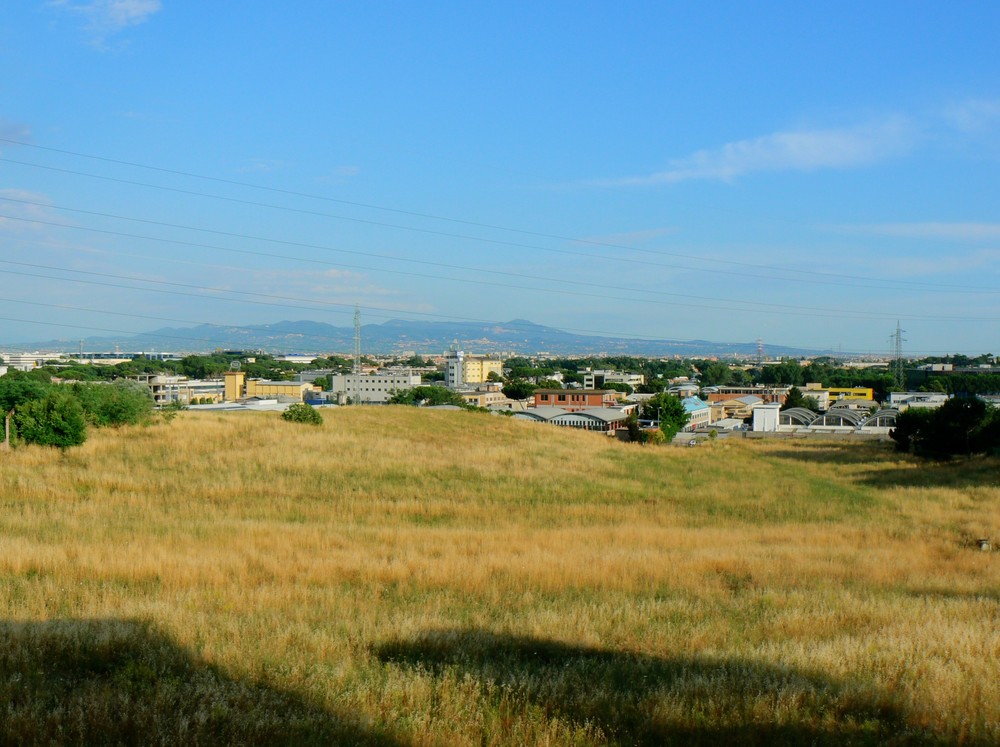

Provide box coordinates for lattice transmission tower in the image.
[353,305,362,404]
[891,321,906,391]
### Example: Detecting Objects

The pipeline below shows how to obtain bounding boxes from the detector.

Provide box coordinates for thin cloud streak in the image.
[842,222,1000,241]
[50,0,162,46]
[944,98,1000,133]
[588,119,915,187]
[0,121,32,142]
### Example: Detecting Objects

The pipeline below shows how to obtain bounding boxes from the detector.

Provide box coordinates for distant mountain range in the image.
[2,318,832,358]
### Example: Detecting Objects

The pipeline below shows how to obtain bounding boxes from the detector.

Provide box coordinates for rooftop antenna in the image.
[891,321,906,390]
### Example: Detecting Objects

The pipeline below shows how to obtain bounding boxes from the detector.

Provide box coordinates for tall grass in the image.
[0,408,997,744]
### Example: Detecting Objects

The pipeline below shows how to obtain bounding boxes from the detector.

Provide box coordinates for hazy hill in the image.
[3,318,828,357]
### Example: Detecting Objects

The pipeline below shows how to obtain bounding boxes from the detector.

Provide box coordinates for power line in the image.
[0,312,984,357]
[3,247,995,326]
[3,203,997,323]
[0,262,719,342]
[1,140,993,293]
[8,192,982,299]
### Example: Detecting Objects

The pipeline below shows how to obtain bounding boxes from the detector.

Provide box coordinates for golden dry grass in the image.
[0,408,997,744]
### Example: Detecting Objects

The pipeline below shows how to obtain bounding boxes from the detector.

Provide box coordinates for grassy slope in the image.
[0,408,997,745]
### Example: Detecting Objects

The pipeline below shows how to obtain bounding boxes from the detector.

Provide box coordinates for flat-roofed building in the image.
[329,368,422,404]
[223,370,318,403]
[583,369,645,390]
[444,348,503,388]
[513,405,632,433]
[533,389,618,411]
[136,374,225,405]
[681,396,711,430]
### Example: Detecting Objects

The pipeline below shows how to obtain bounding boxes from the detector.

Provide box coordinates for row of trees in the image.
[891,397,1000,459]
[29,352,356,385]
[1,371,155,450]
[387,386,472,408]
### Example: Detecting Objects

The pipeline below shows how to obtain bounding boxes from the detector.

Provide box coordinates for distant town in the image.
[3,341,998,443]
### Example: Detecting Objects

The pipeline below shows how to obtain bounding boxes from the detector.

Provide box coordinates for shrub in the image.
[73,380,155,427]
[12,391,87,449]
[0,370,52,412]
[891,397,999,458]
[282,403,323,425]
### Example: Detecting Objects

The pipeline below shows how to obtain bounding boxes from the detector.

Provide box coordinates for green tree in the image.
[388,386,468,407]
[281,402,323,425]
[73,380,155,427]
[640,392,690,440]
[0,370,52,412]
[758,360,804,386]
[501,380,537,400]
[781,386,818,412]
[13,390,87,449]
[891,397,999,458]
[535,378,564,390]
[602,381,633,395]
[695,361,732,387]
[624,409,643,443]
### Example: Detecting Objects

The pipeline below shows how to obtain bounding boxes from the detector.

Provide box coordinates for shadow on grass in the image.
[763,444,896,468]
[375,628,946,746]
[902,587,1000,604]
[0,618,402,746]
[766,445,1000,489]
[855,457,1000,489]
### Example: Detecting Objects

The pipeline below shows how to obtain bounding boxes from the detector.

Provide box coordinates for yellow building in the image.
[223,370,317,402]
[224,370,246,402]
[462,357,503,384]
[826,387,874,402]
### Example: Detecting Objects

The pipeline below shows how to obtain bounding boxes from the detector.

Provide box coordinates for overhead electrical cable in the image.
[0,312,978,357]
[1,259,996,327]
[0,139,991,292]
[2,192,965,295]
[2,203,996,324]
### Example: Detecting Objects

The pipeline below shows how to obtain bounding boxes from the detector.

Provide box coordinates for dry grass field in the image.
[0,408,997,745]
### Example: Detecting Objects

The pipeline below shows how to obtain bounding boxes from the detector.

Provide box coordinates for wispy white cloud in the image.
[316,165,361,185]
[236,159,291,175]
[575,226,677,246]
[841,222,1000,241]
[50,0,162,47]
[0,120,32,143]
[590,119,915,187]
[242,267,403,301]
[0,189,58,232]
[944,98,1000,133]
[857,248,1000,280]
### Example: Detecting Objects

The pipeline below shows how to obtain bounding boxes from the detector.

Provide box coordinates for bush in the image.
[0,370,52,412]
[13,391,87,449]
[73,380,155,427]
[891,397,999,458]
[388,386,470,407]
[282,403,323,425]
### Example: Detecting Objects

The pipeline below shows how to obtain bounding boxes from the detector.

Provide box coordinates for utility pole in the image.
[2,410,12,451]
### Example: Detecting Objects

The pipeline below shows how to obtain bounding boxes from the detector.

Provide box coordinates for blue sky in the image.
[1,1,999,356]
